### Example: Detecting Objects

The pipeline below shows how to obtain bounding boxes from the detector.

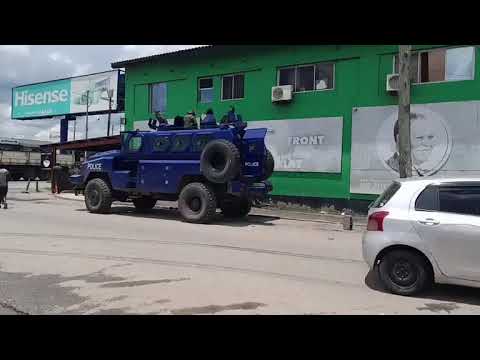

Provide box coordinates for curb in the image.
[54,193,366,229]
[54,193,84,202]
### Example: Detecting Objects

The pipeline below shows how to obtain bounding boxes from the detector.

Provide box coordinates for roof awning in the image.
[111,45,213,68]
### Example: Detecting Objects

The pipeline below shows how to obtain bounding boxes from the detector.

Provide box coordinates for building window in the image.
[394,46,475,84]
[278,63,334,92]
[150,82,167,113]
[222,74,244,100]
[198,78,214,103]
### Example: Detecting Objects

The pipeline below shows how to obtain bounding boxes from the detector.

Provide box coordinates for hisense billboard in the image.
[11,70,121,120]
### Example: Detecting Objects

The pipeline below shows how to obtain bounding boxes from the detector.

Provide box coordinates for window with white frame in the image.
[278,62,334,92]
[150,82,167,113]
[394,46,475,84]
[198,78,214,103]
[222,74,244,100]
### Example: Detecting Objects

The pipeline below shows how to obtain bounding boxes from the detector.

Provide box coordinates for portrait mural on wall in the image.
[377,107,452,177]
[351,101,480,195]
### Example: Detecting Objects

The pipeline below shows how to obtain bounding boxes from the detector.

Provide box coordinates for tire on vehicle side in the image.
[84,178,113,214]
[377,249,433,296]
[178,182,217,224]
[261,149,275,181]
[200,139,240,184]
[133,197,157,211]
[220,195,252,218]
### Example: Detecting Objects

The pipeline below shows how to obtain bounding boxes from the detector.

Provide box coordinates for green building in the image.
[111,45,480,211]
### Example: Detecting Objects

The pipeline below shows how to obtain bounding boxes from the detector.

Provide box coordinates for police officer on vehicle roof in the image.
[200,108,218,129]
[184,110,198,129]
[0,168,9,209]
[148,112,168,131]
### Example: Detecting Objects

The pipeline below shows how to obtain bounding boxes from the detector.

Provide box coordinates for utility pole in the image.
[83,90,90,160]
[397,45,412,178]
[73,119,76,141]
[101,89,114,137]
[84,90,90,140]
[107,90,113,137]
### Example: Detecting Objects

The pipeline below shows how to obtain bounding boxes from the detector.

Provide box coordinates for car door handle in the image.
[419,218,440,225]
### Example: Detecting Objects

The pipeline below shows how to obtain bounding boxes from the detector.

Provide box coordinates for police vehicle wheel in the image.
[133,197,157,211]
[261,149,275,181]
[178,182,217,224]
[220,196,252,218]
[84,178,112,214]
[200,139,240,184]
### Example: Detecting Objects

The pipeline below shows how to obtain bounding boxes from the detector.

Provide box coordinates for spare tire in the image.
[200,139,240,184]
[261,149,275,181]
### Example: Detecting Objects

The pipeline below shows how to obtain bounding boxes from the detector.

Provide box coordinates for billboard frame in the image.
[11,69,124,120]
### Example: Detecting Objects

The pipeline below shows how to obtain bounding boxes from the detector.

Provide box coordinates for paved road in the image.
[1,182,480,314]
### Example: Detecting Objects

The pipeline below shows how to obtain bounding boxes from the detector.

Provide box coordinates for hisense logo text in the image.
[15,89,69,107]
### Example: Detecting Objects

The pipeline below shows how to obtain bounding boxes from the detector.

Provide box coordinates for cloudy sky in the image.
[0,45,199,142]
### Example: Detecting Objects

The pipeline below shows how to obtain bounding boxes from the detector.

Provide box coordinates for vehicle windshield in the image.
[371,181,401,208]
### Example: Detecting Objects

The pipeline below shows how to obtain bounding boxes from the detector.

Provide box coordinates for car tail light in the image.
[367,211,389,231]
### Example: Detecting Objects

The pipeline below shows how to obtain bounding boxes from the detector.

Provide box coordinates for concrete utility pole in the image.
[101,89,114,137]
[73,119,76,141]
[84,90,90,140]
[397,45,413,178]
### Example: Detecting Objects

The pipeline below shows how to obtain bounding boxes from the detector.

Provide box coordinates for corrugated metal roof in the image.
[0,137,52,147]
[111,45,214,68]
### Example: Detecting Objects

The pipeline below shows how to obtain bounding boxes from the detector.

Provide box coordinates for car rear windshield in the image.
[371,182,401,208]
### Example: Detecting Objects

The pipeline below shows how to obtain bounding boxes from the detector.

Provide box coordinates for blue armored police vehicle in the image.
[70,117,274,224]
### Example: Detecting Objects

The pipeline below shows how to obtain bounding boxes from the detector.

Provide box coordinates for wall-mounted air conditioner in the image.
[386,74,400,93]
[272,85,293,102]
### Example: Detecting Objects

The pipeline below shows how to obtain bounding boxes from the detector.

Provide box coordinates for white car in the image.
[363,177,480,296]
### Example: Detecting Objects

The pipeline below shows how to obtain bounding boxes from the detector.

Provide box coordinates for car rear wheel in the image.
[377,249,433,296]
[133,197,157,212]
[178,182,217,224]
[84,178,112,214]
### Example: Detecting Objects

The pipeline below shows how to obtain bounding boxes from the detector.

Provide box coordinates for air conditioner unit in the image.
[272,85,293,102]
[386,74,400,93]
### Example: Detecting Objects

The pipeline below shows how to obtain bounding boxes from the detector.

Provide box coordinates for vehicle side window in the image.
[439,186,480,216]
[171,135,191,152]
[415,185,439,211]
[128,136,143,152]
[152,136,171,152]
[192,134,213,152]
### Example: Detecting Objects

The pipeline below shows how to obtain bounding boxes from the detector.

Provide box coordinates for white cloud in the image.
[0,45,198,142]
[0,45,30,56]
[48,52,73,64]
[33,128,54,141]
[73,63,93,77]
[0,103,11,119]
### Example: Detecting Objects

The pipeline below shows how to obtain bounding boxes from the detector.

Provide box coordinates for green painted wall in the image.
[121,45,480,201]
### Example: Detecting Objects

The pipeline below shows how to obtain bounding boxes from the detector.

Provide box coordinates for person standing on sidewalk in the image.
[0,168,9,209]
